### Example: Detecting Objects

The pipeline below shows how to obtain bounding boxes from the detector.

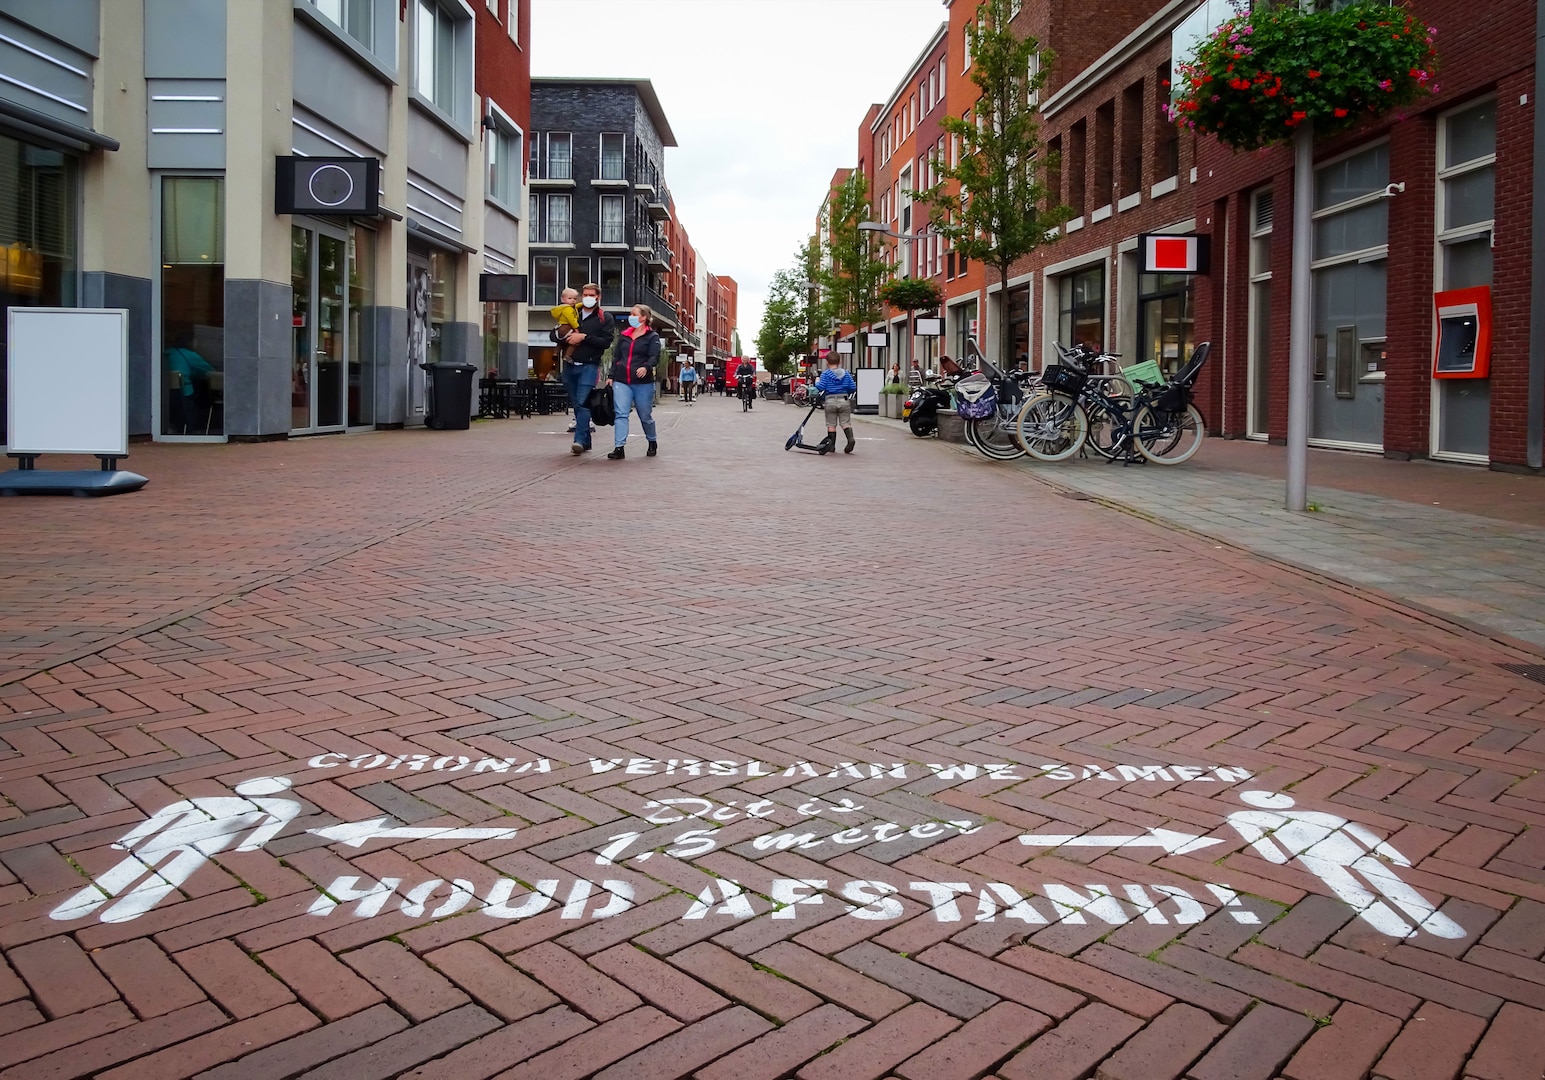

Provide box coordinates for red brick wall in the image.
[475,0,530,137]
[1196,0,1536,466]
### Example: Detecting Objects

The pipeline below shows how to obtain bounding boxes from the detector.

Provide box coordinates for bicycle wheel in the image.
[966,409,1027,460]
[1013,393,1087,462]
[1134,403,1206,464]
[1084,396,1131,461]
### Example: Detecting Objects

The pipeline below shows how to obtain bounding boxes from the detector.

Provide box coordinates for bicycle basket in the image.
[1041,363,1088,397]
[954,374,998,419]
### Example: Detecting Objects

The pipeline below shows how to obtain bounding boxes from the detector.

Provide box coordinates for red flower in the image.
[1334,107,1349,117]
[1307,69,1321,78]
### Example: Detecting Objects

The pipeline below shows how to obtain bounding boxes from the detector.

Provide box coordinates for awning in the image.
[0,98,118,152]
[406,217,475,254]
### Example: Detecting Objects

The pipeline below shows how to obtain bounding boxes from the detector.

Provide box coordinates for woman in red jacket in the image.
[606,304,662,460]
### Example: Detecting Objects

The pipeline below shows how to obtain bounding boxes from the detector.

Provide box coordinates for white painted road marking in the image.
[308,818,521,848]
[1018,828,1224,855]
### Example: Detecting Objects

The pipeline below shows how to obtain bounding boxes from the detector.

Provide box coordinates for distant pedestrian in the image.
[165,330,215,435]
[607,304,661,460]
[560,283,614,455]
[908,361,923,388]
[815,352,857,454]
[680,359,698,404]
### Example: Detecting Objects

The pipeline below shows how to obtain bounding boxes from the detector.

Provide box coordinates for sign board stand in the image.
[2,308,147,497]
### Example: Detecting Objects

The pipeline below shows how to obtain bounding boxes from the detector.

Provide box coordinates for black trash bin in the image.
[420,362,476,429]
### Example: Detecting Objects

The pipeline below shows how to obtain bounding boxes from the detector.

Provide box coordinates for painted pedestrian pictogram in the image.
[51,777,303,924]
[1224,790,1465,939]
[48,774,1467,941]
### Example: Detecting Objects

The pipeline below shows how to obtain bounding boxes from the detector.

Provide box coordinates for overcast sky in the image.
[530,0,948,353]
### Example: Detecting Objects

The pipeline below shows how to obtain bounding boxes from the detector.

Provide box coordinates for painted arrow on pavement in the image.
[309,818,520,849]
[1018,828,1223,856]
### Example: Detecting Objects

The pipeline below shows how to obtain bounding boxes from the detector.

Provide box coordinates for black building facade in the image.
[527,78,678,378]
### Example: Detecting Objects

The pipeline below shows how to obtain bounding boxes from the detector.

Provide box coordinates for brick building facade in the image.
[823,0,1541,471]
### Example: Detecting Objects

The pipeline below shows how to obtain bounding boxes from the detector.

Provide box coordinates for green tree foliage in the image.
[913,0,1071,365]
[755,259,816,375]
[878,278,943,316]
[818,172,887,331]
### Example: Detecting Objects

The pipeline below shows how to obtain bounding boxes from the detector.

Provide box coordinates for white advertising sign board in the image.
[855,366,884,408]
[7,308,129,456]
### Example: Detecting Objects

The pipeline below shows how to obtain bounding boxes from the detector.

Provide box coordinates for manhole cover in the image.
[1498,663,1545,686]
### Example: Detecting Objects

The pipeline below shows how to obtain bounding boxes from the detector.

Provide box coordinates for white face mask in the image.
[582,296,598,309]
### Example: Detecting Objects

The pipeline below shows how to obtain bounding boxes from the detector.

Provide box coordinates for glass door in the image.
[290,223,348,434]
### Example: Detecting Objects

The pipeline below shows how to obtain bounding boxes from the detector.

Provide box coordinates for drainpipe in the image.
[1529,0,1545,469]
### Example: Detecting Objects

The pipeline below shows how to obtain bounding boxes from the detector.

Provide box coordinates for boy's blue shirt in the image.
[816,368,856,395]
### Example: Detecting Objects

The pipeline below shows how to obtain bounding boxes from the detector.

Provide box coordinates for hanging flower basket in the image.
[1170,1,1439,151]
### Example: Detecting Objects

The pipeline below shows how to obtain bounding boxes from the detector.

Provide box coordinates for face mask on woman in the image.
[582,296,598,309]
[628,315,642,329]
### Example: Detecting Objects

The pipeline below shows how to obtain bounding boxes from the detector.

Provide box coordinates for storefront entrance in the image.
[290,223,348,435]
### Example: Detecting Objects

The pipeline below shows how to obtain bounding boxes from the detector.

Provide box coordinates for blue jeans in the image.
[612,381,657,448]
[561,363,599,447]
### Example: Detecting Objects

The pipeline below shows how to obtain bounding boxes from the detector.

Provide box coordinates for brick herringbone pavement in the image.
[1,399,1542,1079]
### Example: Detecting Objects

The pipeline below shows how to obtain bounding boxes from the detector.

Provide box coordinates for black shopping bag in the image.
[585,384,616,426]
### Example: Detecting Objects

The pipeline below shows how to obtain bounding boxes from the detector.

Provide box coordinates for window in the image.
[566,257,589,292]
[1435,98,1496,458]
[599,257,624,307]
[1027,51,1041,108]
[1312,143,1388,432]
[547,132,572,180]
[1120,81,1144,198]
[599,194,625,244]
[313,0,376,50]
[1057,265,1104,350]
[1154,61,1179,180]
[544,194,571,243]
[509,0,519,42]
[1138,273,1194,376]
[1093,102,1114,210]
[414,0,464,120]
[1046,135,1061,207]
[532,255,558,305]
[487,122,521,206]
[600,133,625,180]
[1248,187,1274,436]
[486,0,496,11]
[1067,121,1086,215]
[953,299,978,359]
[159,176,224,437]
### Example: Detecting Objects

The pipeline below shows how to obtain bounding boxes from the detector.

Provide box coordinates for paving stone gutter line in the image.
[854,412,1545,661]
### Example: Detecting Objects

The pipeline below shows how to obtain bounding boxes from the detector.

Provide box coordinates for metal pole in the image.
[1527,0,1545,469]
[1286,120,1315,511]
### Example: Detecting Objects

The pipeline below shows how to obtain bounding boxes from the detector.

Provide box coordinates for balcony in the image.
[529,160,575,188]
[647,242,671,271]
[530,221,573,247]
[596,223,629,249]
[647,185,673,222]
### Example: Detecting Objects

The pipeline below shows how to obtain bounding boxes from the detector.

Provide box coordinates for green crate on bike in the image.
[1120,360,1164,388]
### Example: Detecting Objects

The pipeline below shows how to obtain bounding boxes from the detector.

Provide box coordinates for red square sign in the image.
[1140,233,1210,275]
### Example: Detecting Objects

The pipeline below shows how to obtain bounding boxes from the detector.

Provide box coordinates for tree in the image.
[913,0,1071,368]
[818,172,887,333]
[755,260,816,375]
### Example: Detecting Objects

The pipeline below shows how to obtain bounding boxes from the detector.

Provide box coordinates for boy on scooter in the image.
[815,352,858,454]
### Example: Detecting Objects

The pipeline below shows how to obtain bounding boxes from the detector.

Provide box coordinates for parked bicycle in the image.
[955,357,1039,460]
[1014,342,1211,465]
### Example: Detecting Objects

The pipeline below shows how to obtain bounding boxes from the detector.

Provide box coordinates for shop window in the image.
[1120,81,1144,198]
[532,255,558,306]
[348,225,375,427]
[1007,285,1031,370]
[159,177,225,437]
[953,299,978,360]
[1057,265,1104,351]
[600,133,625,180]
[1138,272,1194,375]
[1311,143,1388,418]
[426,249,456,364]
[0,136,78,443]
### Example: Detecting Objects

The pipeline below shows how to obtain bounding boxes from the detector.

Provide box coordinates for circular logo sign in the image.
[307,164,355,208]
